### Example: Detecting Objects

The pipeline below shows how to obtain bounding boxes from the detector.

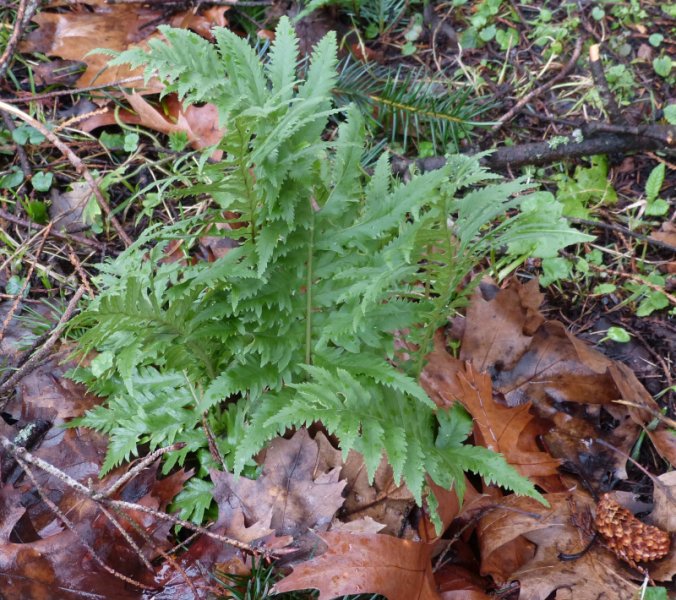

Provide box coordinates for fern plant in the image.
[68,18,591,526]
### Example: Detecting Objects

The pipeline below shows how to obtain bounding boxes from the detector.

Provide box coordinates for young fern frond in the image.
[69,17,592,524]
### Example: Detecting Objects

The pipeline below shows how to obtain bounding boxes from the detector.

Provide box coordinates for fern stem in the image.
[305,211,315,366]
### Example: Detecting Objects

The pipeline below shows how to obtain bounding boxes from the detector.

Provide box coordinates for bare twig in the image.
[487,36,584,136]
[98,442,186,499]
[613,400,676,430]
[581,121,675,145]
[0,0,41,79]
[12,454,155,591]
[568,217,676,254]
[0,208,105,250]
[0,436,272,557]
[594,438,676,506]
[392,124,675,174]
[588,44,625,124]
[111,504,201,598]
[0,76,146,104]
[560,249,676,307]
[67,248,95,297]
[104,498,272,556]
[0,101,133,247]
[0,286,86,400]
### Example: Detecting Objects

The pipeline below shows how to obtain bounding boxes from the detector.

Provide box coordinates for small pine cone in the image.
[594,493,671,567]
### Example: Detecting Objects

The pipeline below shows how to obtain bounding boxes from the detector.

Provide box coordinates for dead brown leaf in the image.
[460,278,544,372]
[647,472,676,582]
[124,93,224,152]
[436,564,492,600]
[21,1,228,91]
[421,345,561,489]
[478,492,640,599]
[455,279,673,486]
[211,429,346,539]
[273,531,440,600]
[339,450,415,537]
[456,363,562,482]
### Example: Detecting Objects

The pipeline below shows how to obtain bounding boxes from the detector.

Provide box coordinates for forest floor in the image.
[0,1,674,599]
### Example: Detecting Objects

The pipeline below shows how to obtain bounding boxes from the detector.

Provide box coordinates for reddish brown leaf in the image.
[422,350,561,486]
[273,531,440,600]
[456,364,562,481]
[435,564,491,599]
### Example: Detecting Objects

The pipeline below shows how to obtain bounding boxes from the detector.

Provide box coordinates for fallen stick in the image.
[392,124,676,174]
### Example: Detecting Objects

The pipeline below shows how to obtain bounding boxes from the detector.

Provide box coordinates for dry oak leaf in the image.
[211,429,346,539]
[273,531,440,600]
[478,492,640,600]
[459,278,544,373]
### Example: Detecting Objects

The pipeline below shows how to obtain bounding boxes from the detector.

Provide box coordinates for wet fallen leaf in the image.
[421,346,561,488]
[459,278,544,373]
[456,279,671,487]
[478,492,640,599]
[339,450,415,537]
[123,93,224,152]
[435,564,491,600]
[211,429,346,539]
[273,531,440,600]
[647,471,676,582]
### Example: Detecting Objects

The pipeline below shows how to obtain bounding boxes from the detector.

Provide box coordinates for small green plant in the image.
[68,18,590,527]
[554,155,617,218]
[297,0,406,36]
[643,162,668,216]
[214,557,384,599]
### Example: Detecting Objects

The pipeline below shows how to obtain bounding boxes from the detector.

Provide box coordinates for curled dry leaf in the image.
[273,531,440,600]
[455,278,673,486]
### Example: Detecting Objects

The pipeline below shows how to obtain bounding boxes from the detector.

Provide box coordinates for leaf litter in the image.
[1,276,673,598]
[20,0,227,151]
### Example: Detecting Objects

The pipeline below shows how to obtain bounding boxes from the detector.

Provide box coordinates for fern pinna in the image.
[69,18,590,524]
